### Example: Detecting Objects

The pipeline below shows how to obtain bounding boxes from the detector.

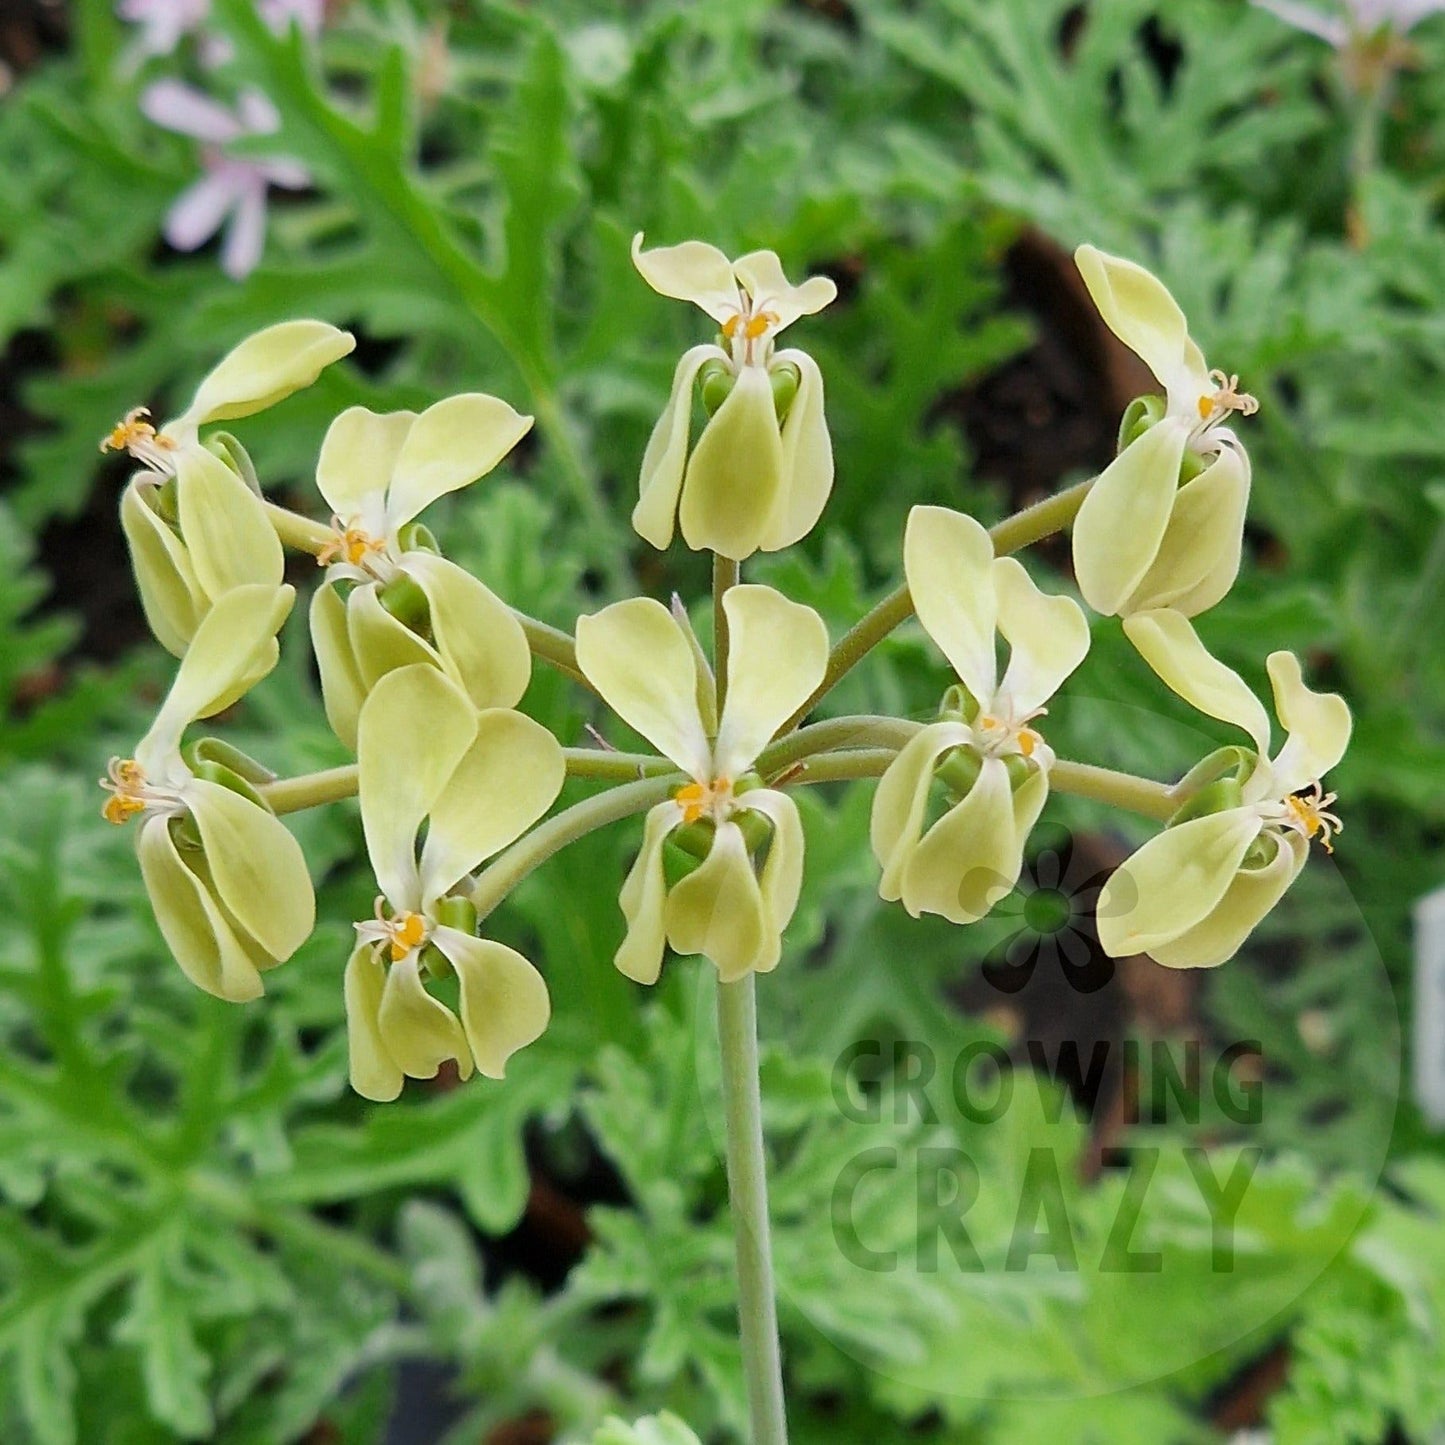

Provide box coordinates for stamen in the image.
[356,897,433,961]
[1197,370,1259,426]
[675,776,733,825]
[317,517,387,572]
[100,408,179,472]
[1283,782,1342,854]
[971,708,1047,761]
[99,757,150,826]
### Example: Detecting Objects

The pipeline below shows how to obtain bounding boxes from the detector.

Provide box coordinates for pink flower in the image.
[1253,0,1445,45]
[117,0,323,65]
[141,81,310,280]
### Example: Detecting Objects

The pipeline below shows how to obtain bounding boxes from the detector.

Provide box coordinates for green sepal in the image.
[1175,745,1258,800]
[935,745,982,801]
[434,896,478,935]
[1240,830,1280,872]
[150,477,181,526]
[664,828,709,885]
[205,431,261,494]
[1001,753,1037,792]
[1118,393,1166,452]
[184,737,276,786]
[396,521,439,555]
[378,573,431,631]
[421,944,454,981]
[190,759,271,813]
[698,359,735,416]
[938,682,980,724]
[1168,775,1245,827]
[769,361,800,423]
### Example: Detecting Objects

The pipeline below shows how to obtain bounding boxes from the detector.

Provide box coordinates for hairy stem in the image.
[758,715,920,778]
[562,748,676,781]
[778,477,1096,734]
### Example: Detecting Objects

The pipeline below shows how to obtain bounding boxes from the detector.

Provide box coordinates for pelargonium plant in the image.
[99,239,1350,1445]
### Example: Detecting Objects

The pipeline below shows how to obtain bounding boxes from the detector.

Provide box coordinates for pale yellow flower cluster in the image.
[101,234,1350,1108]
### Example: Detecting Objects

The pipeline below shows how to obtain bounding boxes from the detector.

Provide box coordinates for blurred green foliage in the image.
[1,0,1443,1441]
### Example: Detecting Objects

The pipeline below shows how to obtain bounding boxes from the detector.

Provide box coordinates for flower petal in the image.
[376,951,472,1082]
[315,406,415,520]
[615,801,684,985]
[1074,245,1205,408]
[419,709,565,902]
[902,757,1026,924]
[173,446,283,602]
[665,820,769,983]
[575,597,710,778]
[385,393,532,529]
[401,551,532,711]
[714,586,829,779]
[1148,831,1307,968]
[136,816,266,1002]
[309,582,367,751]
[1124,442,1249,616]
[135,583,293,775]
[731,250,837,332]
[761,348,832,552]
[1096,808,1263,958]
[738,788,805,969]
[219,178,268,281]
[346,582,440,689]
[121,479,206,656]
[186,779,315,961]
[357,665,477,911]
[678,365,786,560]
[633,344,720,551]
[1071,421,1189,617]
[904,506,997,702]
[343,944,403,1101]
[141,78,243,143]
[180,320,355,429]
[435,928,550,1079]
[631,232,740,324]
[1265,652,1352,795]
[163,171,240,253]
[870,721,972,901]
[993,556,1090,716]
[1123,609,1272,758]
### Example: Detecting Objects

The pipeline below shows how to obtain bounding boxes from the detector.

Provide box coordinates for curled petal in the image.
[731,250,837,332]
[136,583,293,775]
[904,506,997,703]
[1125,442,1249,616]
[386,393,532,530]
[631,233,740,323]
[401,551,532,712]
[357,665,477,912]
[173,447,283,602]
[678,365,785,561]
[993,556,1090,716]
[121,480,206,656]
[1074,245,1206,409]
[714,586,829,779]
[316,406,415,520]
[1123,610,1273,760]
[420,709,565,903]
[180,320,355,429]
[1148,831,1307,969]
[633,344,721,551]
[615,801,684,985]
[186,779,314,962]
[738,788,805,972]
[376,952,472,1083]
[870,721,973,901]
[1096,808,1263,959]
[665,820,770,983]
[1072,421,1190,617]
[344,945,403,1102]
[901,757,1027,924]
[136,816,266,1002]
[762,348,832,552]
[309,583,367,752]
[346,582,439,690]
[435,928,551,1079]
[1265,652,1352,797]
[575,597,710,779]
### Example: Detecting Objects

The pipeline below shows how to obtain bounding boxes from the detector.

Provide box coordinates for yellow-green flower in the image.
[631,235,836,560]
[308,396,534,750]
[871,506,1090,923]
[575,585,829,983]
[110,320,355,654]
[1071,246,1255,618]
[344,665,565,1101]
[100,583,314,1002]
[1097,610,1351,968]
